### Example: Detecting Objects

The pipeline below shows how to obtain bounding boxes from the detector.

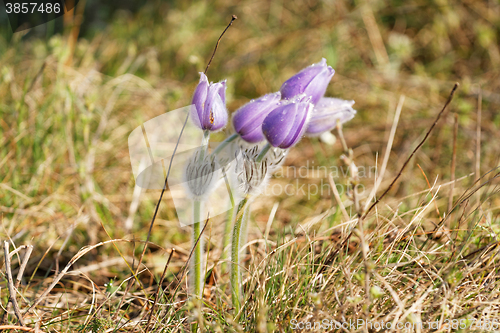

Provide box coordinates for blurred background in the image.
[1,0,499,309]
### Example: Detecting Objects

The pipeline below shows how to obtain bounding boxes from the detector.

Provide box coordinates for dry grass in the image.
[1,0,500,332]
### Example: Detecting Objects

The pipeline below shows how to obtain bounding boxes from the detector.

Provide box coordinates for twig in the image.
[363,83,459,218]
[448,113,458,214]
[145,249,175,333]
[361,5,389,67]
[55,225,74,276]
[204,15,237,75]
[475,89,482,203]
[114,101,190,320]
[328,173,350,222]
[3,242,24,326]
[0,326,33,332]
[116,16,238,319]
[416,163,441,219]
[363,95,405,212]
[2,244,32,325]
[321,84,459,271]
[15,245,33,290]
[6,245,29,260]
[23,239,129,318]
[336,120,349,154]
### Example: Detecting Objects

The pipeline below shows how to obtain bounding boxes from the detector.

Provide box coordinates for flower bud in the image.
[234,146,269,195]
[183,150,220,200]
[306,98,356,136]
[262,95,312,149]
[232,92,281,143]
[191,72,228,131]
[280,58,335,105]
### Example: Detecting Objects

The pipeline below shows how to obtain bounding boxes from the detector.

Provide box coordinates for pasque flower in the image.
[280,58,335,105]
[306,98,357,136]
[262,95,313,149]
[191,72,228,131]
[232,92,281,143]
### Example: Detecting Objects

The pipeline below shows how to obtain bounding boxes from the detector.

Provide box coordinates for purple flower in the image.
[191,72,228,131]
[232,92,281,143]
[306,98,356,136]
[262,95,312,149]
[280,58,335,105]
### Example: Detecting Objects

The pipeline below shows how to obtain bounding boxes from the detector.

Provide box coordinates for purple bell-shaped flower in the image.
[280,58,335,105]
[262,95,312,149]
[306,98,356,136]
[232,92,281,143]
[191,72,228,131]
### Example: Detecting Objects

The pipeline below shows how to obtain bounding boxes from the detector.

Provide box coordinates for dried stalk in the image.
[3,242,25,326]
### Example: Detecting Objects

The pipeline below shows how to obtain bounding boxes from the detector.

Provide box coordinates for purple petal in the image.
[203,81,226,130]
[306,98,356,136]
[189,104,202,129]
[262,103,297,147]
[209,93,228,131]
[240,127,266,143]
[280,58,329,100]
[232,92,281,141]
[191,73,209,129]
[303,66,335,105]
[219,80,227,105]
[280,102,312,148]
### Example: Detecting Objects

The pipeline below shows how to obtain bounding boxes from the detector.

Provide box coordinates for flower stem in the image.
[231,196,249,316]
[191,130,210,301]
[213,133,239,155]
[192,200,204,300]
[200,130,211,159]
[221,203,236,274]
[256,143,271,162]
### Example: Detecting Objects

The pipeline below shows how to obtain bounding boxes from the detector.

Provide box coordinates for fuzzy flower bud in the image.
[233,145,288,195]
[183,150,220,200]
[234,146,269,196]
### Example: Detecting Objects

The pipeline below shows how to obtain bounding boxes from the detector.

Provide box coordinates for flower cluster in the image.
[191,58,357,150]
[186,59,357,305]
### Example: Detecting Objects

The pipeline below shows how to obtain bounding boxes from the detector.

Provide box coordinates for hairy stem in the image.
[230,197,249,315]
[213,133,239,155]
[192,201,204,300]
[221,203,236,274]
[256,143,271,163]
[191,130,210,301]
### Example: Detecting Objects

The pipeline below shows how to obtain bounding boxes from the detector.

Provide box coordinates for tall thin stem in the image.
[221,203,236,274]
[191,130,210,301]
[192,201,204,299]
[230,196,249,315]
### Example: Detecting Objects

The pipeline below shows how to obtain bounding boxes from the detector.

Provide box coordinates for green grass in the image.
[1,0,500,331]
